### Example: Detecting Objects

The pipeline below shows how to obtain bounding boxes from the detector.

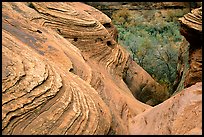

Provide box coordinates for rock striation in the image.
[2,2,153,135]
[2,2,202,135]
[178,7,202,88]
[2,3,112,135]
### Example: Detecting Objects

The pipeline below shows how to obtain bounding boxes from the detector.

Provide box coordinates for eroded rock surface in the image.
[2,3,112,135]
[2,2,202,135]
[179,7,202,88]
[2,2,152,135]
[129,82,202,135]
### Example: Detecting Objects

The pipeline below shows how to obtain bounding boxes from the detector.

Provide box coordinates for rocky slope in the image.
[129,82,202,135]
[2,2,202,135]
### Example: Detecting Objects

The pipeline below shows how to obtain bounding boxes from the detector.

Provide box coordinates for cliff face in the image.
[2,2,202,135]
[173,7,202,92]
[85,2,197,18]
[86,2,193,10]
[129,7,202,135]
[178,7,202,88]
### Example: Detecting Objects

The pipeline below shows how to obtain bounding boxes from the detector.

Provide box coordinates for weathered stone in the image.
[2,2,152,135]
[2,2,202,135]
[179,7,202,88]
[129,82,202,135]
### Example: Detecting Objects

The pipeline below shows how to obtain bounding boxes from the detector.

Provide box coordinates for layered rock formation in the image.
[178,7,202,88]
[2,3,112,134]
[2,2,154,135]
[2,2,202,135]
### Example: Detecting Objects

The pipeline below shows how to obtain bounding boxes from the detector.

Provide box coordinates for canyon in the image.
[2,2,202,135]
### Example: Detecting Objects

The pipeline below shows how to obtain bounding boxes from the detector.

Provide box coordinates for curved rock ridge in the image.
[68,2,119,41]
[178,7,202,88]
[2,2,112,135]
[29,2,168,105]
[179,7,202,32]
[129,82,202,135]
[29,2,123,76]
[27,2,166,133]
[2,2,154,134]
[2,2,202,135]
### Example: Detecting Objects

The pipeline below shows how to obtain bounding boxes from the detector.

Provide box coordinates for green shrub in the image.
[112,8,186,93]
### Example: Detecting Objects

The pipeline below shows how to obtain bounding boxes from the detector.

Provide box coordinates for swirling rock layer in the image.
[2,2,112,135]
[2,2,152,135]
[2,2,202,135]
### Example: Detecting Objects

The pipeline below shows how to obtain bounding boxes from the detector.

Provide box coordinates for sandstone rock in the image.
[70,2,119,42]
[123,58,169,105]
[2,2,202,135]
[128,6,202,135]
[179,7,202,88]
[129,82,202,135]
[2,3,113,135]
[2,2,153,135]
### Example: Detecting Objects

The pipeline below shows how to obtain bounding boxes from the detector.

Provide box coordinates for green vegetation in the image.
[112,8,187,93]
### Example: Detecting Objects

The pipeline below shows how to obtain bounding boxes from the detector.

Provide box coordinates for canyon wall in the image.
[2,2,202,135]
[128,6,202,135]
[85,2,201,18]
[179,7,202,88]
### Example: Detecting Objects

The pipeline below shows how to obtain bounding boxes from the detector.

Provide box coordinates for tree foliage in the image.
[112,8,187,92]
